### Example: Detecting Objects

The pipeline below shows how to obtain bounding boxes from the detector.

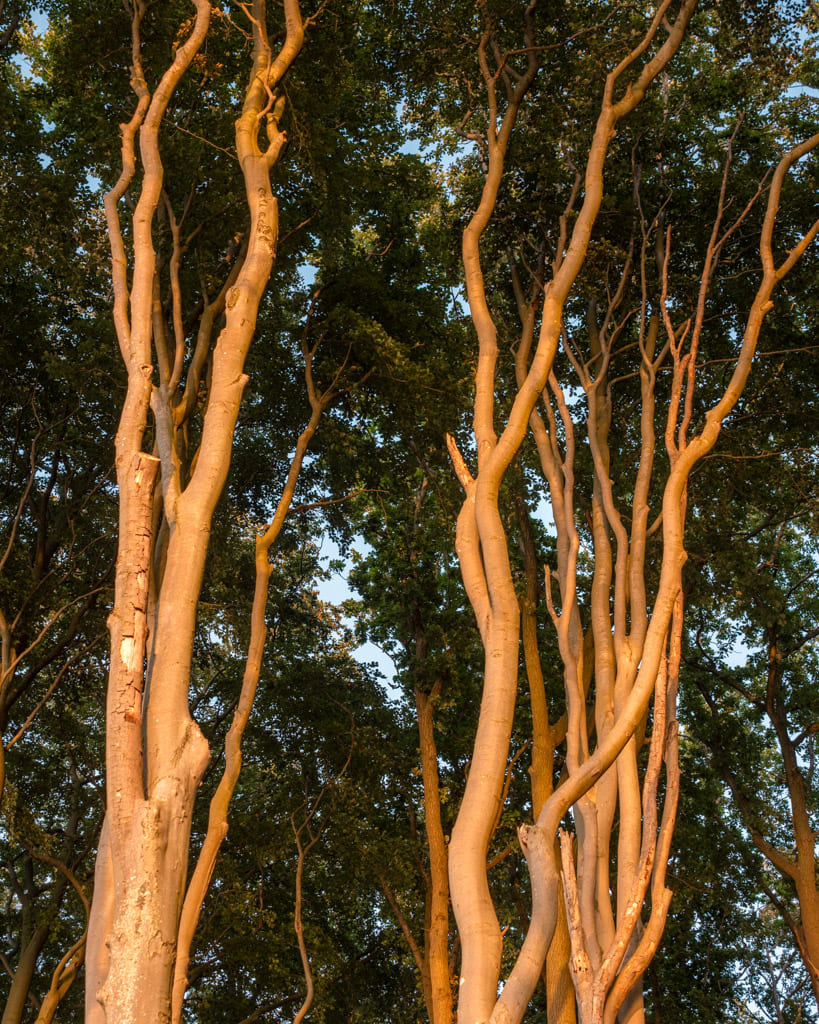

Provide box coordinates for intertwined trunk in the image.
[445,4,819,1024]
[448,6,696,1022]
[84,3,305,1021]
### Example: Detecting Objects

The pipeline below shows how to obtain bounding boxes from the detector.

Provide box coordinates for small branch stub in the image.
[446,433,474,490]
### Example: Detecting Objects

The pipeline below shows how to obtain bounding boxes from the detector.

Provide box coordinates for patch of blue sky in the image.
[314,533,401,702]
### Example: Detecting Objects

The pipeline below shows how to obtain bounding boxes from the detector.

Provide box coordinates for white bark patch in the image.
[120,636,135,670]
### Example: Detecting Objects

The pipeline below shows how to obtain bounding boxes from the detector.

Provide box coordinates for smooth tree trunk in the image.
[416,683,454,1024]
[518,498,574,1024]
[448,5,696,1022]
[445,3,819,1023]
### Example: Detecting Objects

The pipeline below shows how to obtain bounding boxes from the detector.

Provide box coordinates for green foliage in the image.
[0,0,817,1020]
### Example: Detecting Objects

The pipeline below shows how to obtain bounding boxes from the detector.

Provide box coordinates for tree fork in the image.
[85,0,307,1020]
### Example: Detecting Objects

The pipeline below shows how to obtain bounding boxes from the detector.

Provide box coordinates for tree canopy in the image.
[0,2,817,1023]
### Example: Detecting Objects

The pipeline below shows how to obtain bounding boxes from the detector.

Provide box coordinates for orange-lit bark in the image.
[416,682,454,1024]
[446,2,819,1023]
[85,3,306,1021]
[171,299,333,1023]
[517,497,574,1024]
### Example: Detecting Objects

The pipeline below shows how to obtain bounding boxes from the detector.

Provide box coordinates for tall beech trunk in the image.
[84,3,305,1021]
[518,497,574,1024]
[445,3,819,1024]
[381,481,454,1024]
[416,683,453,1024]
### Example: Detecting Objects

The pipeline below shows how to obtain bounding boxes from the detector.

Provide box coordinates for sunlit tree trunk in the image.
[445,3,818,1023]
[415,682,454,1024]
[518,496,574,1024]
[84,2,305,1021]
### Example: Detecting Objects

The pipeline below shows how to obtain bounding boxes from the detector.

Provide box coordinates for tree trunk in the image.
[84,2,305,1020]
[2,921,50,1024]
[416,685,453,1024]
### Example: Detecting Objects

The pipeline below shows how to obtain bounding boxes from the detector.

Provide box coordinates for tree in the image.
[1,1,818,1022]
[408,2,819,1022]
[78,2,317,1020]
[0,7,118,1017]
[686,514,819,1013]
